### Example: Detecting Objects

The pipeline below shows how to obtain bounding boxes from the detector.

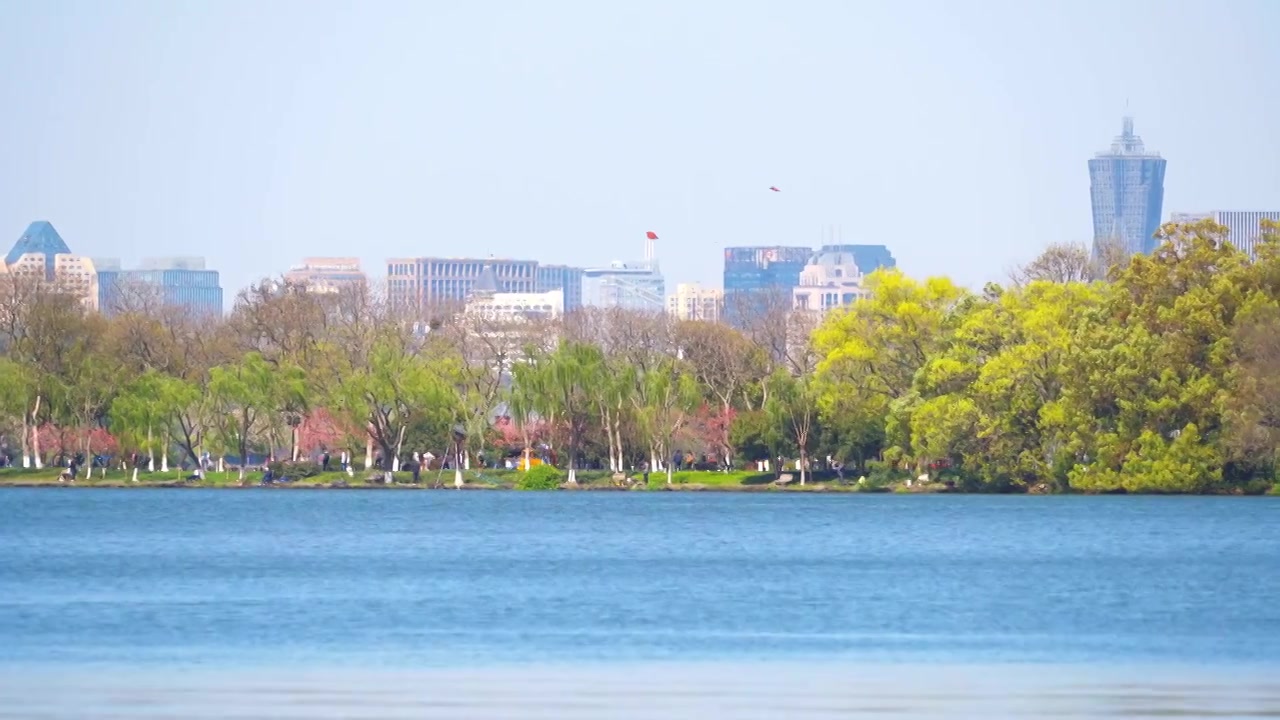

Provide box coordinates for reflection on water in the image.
[1,665,1277,719]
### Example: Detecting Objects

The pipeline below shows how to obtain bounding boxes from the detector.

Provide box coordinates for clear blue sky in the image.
[1,0,1277,300]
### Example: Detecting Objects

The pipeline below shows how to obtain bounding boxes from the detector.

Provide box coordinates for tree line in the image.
[1,218,1278,492]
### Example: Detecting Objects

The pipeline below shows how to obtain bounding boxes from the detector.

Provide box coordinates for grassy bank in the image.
[0,466,883,492]
[5,466,1272,494]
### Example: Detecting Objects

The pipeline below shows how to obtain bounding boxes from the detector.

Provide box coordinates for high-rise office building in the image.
[1089,117,1167,258]
[4,221,99,309]
[722,246,811,326]
[386,257,582,311]
[96,257,223,317]
[666,283,723,322]
[1170,211,1280,260]
[6,221,73,280]
[284,257,368,294]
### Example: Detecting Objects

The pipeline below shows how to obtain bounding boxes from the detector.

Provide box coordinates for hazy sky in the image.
[1,0,1277,300]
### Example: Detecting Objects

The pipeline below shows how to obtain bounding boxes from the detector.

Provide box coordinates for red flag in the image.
[645,231,658,240]
[769,186,781,192]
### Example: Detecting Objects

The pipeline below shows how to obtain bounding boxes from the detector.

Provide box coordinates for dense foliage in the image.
[1,219,1277,493]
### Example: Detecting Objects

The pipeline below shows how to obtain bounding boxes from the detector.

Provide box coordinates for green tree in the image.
[765,370,819,484]
[209,352,279,480]
[0,358,35,467]
[512,340,602,485]
[814,269,967,471]
[329,330,460,475]
[635,357,701,484]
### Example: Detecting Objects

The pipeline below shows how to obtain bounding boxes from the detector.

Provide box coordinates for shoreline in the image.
[1,479,1277,495]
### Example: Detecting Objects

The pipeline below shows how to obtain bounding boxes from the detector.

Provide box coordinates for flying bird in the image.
[769,186,781,192]
[645,231,659,240]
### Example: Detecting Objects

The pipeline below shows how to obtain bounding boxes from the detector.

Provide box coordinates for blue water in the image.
[1,490,1278,669]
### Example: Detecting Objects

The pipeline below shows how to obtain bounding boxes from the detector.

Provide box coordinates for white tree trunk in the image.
[614,424,624,474]
[20,407,30,468]
[161,448,169,473]
[393,424,406,471]
[364,435,373,469]
[523,447,531,470]
[454,466,464,489]
[291,426,300,462]
[30,395,43,469]
[132,467,139,483]
[217,457,225,473]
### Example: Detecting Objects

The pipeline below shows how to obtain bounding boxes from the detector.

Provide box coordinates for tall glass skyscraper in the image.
[1089,117,1167,258]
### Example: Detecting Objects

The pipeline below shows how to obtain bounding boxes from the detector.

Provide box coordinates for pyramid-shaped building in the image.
[5,221,73,280]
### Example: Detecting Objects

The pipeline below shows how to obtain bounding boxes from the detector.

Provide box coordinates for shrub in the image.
[516,464,563,491]
[267,460,323,479]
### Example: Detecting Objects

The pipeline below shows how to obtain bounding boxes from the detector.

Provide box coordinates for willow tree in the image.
[0,358,34,467]
[634,357,700,483]
[330,329,461,474]
[765,370,818,485]
[209,352,279,480]
[513,341,602,485]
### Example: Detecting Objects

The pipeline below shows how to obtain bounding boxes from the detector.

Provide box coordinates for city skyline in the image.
[2,2,1278,299]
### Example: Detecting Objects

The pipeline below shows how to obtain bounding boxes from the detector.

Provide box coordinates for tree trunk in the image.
[161,447,169,473]
[83,416,93,480]
[291,425,300,462]
[566,436,578,485]
[799,451,806,486]
[392,424,406,472]
[613,422,624,473]
[30,395,42,469]
[364,433,374,469]
[20,404,30,468]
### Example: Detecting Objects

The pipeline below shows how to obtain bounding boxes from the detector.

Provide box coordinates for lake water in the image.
[1,490,1278,718]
